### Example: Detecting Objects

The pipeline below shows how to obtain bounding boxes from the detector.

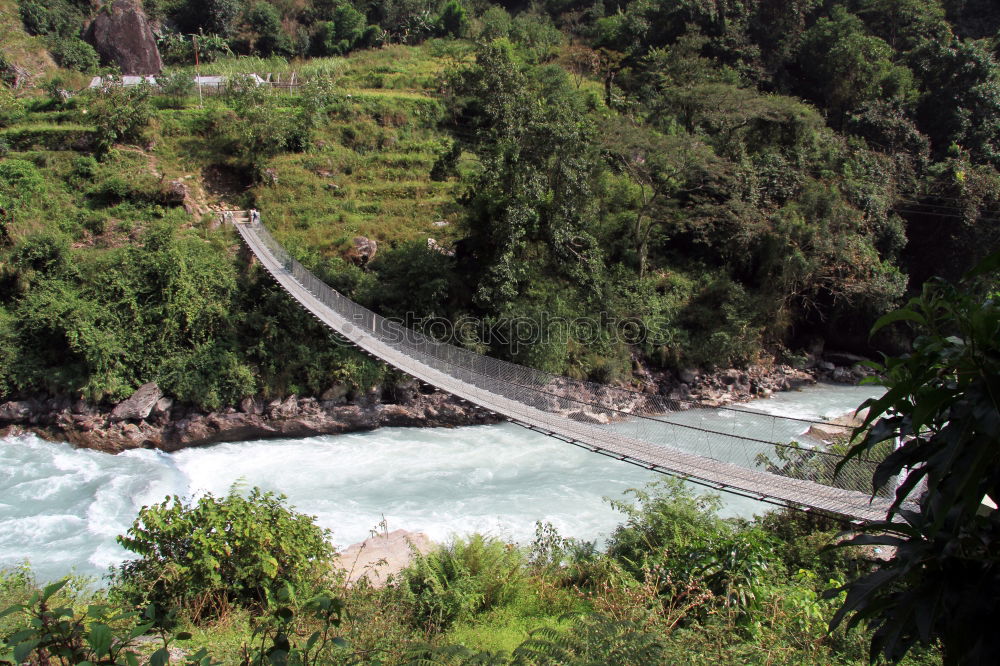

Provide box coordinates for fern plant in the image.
[514,613,667,665]
[401,534,525,633]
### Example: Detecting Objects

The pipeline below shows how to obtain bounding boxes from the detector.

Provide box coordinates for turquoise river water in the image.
[0,383,882,583]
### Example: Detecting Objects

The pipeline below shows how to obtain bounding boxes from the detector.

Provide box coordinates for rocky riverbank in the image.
[0,351,873,454]
[0,381,499,453]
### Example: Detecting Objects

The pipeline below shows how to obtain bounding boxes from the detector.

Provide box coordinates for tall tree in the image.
[911,37,1000,166]
[451,41,600,311]
[797,7,916,123]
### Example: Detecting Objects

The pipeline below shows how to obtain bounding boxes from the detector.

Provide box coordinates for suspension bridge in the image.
[229,211,895,522]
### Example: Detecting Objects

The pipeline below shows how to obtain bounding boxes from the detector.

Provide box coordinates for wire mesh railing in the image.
[237,216,892,510]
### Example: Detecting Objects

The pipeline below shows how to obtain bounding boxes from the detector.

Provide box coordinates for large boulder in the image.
[110,382,163,422]
[346,236,378,266]
[85,0,163,75]
[0,401,34,423]
[336,529,434,586]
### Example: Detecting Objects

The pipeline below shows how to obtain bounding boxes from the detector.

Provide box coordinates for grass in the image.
[7,41,467,263]
[0,0,56,84]
[0,121,92,132]
[441,582,587,654]
[215,46,467,256]
[180,39,470,91]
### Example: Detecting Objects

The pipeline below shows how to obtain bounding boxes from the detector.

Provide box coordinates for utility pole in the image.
[193,34,203,108]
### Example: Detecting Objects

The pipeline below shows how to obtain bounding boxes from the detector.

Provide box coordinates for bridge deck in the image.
[235,218,893,522]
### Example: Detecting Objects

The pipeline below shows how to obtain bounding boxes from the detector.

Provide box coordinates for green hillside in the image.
[0,1,51,71]
[0,1,999,408]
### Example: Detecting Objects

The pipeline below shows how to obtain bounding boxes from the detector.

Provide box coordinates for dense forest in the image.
[0,0,998,407]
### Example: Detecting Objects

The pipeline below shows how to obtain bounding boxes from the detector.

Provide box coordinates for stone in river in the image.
[109,382,163,422]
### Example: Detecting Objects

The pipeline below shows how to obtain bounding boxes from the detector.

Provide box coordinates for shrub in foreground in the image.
[402,534,526,632]
[112,487,335,624]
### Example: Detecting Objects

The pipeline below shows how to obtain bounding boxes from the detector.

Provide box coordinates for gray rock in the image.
[85,0,163,75]
[269,396,300,419]
[346,236,378,266]
[240,397,263,414]
[819,361,836,371]
[321,384,350,403]
[390,378,421,405]
[360,385,383,405]
[426,238,455,256]
[785,371,817,390]
[831,367,853,383]
[152,397,173,417]
[45,396,72,412]
[824,351,870,366]
[679,368,699,385]
[163,179,188,204]
[668,384,690,401]
[110,382,163,422]
[807,423,850,440]
[336,529,434,587]
[0,401,33,422]
[568,410,611,425]
[721,369,741,385]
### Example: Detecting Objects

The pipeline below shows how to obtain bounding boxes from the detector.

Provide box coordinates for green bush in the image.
[18,0,84,38]
[86,81,154,155]
[510,11,564,62]
[757,509,863,581]
[0,87,24,128]
[362,240,455,319]
[9,231,69,275]
[112,487,336,624]
[0,158,44,204]
[606,479,775,611]
[159,30,232,65]
[310,4,369,56]
[158,69,195,106]
[0,127,94,152]
[511,613,668,664]
[0,308,17,396]
[246,1,292,56]
[477,6,511,41]
[48,37,99,72]
[70,154,98,181]
[158,343,257,410]
[402,534,525,632]
[437,1,468,38]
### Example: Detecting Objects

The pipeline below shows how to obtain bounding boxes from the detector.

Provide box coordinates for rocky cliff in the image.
[85,0,162,75]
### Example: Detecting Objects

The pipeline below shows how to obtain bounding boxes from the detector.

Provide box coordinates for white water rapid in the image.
[0,383,882,583]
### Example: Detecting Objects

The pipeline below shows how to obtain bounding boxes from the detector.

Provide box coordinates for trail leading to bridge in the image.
[232,212,894,522]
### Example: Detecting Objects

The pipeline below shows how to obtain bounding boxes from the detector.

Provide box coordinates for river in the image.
[0,383,882,583]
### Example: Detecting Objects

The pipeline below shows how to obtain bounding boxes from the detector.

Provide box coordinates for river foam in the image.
[0,383,882,583]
